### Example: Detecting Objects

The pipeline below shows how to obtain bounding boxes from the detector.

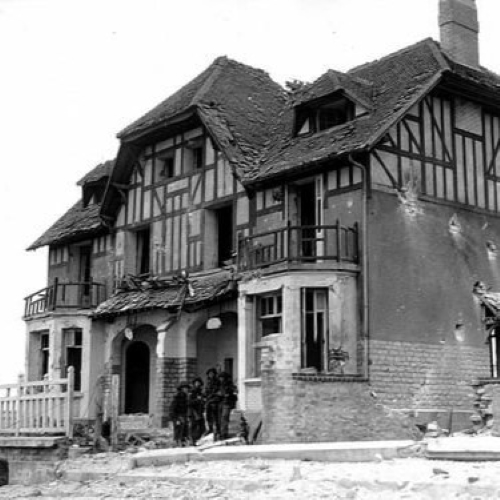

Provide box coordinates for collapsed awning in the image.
[93,269,237,319]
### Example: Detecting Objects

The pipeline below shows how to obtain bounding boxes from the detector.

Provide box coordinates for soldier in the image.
[204,368,221,439]
[169,381,190,447]
[218,371,238,440]
[188,377,206,445]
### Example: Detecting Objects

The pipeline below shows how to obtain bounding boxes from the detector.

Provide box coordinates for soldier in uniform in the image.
[188,376,206,445]
[218,371,238,440]
[204,368,221,439]
[169,381,190,447]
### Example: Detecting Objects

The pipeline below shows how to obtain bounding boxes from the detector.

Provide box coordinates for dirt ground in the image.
[2,454,500,499]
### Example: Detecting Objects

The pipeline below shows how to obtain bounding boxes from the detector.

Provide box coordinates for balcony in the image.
[237,221,359,272]
[24,279,107,319]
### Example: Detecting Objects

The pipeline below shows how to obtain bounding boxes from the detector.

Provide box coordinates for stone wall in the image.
[370,339,490,410]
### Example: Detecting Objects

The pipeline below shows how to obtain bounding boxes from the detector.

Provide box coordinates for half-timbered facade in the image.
[23,0,500,442]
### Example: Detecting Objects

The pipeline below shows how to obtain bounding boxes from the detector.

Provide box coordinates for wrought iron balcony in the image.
[237,221,359,272]
[24,279,107,319]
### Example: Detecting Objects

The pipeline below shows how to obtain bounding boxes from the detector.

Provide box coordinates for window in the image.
[295,95,354,136]
[253,293,282,377]
[136,227,151,276]
[258,294,283,337]
[301,288,328,372]
[184,140,204,173]
[63,328,82,391]
[157,155,174,180]
[40,332,50,378]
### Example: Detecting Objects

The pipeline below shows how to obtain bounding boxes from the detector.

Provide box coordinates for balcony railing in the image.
[237,221,359,271]
[0,368,76,437]
[24,279,107,318]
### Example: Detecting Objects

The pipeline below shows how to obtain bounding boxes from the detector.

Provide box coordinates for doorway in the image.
[124,341,150,414]
[79,245,92,305]
[291,176,324,260]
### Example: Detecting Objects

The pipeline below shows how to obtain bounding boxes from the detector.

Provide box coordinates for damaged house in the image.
[23,0,500,442]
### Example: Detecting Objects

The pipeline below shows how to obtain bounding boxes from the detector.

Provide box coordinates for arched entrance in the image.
[196,312,238,380]
[124,341,150,414]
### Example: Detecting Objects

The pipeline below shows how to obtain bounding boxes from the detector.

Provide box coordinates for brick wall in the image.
[369,339,490,410]
[261,369,419,443]
[260,337,419,443]
[155,357,197,426]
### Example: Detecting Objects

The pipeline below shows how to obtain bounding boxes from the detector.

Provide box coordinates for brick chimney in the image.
[439,0,479,67]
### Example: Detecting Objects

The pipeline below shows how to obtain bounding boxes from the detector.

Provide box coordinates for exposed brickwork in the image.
[261,367,418,443]
[369,339,490,410]
[471,380,500,434]
[155,357,197,426]
[260,337,418,443]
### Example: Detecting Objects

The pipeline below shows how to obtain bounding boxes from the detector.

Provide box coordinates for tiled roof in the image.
[247,39,447,184]
[118,56,285,175]
[93,270,236,318]
[291,70,374,109]
[77,160,115,186]
[27,201,105,251]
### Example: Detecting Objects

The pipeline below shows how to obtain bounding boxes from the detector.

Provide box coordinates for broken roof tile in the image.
[93,270,236,318]
[77,159,115,186]
[27,200,105,251]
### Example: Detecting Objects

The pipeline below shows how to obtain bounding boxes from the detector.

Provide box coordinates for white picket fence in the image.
[0,367,75,437]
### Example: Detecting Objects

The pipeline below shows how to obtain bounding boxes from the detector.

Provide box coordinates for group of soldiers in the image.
[169,368,238,446]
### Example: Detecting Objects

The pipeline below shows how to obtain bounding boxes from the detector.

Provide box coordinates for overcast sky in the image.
[1,0,499,383]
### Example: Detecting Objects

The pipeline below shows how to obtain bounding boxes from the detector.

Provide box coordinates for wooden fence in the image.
[0,367,75,437]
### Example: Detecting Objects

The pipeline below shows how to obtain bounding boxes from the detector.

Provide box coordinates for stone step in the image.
[426,436,500,461]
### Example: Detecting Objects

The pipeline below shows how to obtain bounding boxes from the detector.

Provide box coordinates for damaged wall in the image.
[260,335,419,443]
[367,190,495,409]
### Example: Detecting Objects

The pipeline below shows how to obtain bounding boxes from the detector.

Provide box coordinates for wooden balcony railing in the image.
[24,279,107,318]
[237,221,359,271]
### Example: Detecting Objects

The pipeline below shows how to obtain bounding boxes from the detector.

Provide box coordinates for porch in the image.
[24,279,107,318]
[237,220,359,272]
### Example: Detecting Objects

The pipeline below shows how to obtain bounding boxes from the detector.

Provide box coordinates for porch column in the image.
[237,291,251,410]
[155,315,198,427]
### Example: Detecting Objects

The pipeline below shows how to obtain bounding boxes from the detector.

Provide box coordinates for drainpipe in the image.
[348,154,369,379]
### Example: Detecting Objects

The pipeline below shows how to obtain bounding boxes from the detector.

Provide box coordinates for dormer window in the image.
[295,95,355,136]
[83,183,106,207]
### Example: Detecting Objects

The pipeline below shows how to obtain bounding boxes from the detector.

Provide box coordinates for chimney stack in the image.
[439,0,479,67]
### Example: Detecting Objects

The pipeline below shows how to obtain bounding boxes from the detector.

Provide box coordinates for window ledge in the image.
[292,373,368,383]
[475,377,500,386]
[244,378,262,386]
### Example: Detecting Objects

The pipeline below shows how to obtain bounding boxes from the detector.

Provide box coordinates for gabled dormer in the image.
[292,69,373,137]
[295,93,355,136]
[77,159,114,208]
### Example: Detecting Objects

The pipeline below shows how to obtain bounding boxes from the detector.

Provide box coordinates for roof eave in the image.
[245,145,368,189]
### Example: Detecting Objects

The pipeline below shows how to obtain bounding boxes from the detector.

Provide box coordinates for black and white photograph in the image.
[2,0,500,497]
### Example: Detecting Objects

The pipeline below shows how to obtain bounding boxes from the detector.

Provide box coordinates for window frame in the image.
[251,292,283,378]
[40,332,50,378]
[63,328,83,391]
[301,287,329,372]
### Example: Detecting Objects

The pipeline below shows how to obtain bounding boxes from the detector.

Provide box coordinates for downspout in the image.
[348,154,369,379]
